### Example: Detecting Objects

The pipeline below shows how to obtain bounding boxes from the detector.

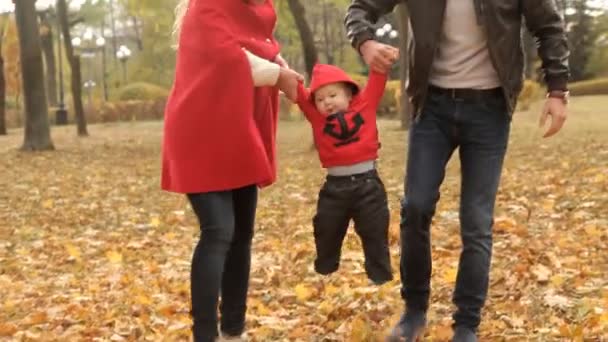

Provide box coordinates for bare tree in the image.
[14,0,54,150]
[287,0,318,80]
[57,0,88,136]
[39,11,58,107]
[321,0,334,64]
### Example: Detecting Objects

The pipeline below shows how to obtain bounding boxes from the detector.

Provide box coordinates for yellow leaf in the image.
[559,324,571,337]
[288,327,309,339]
[251,326,273,340]
[494,216,518,233]
[150,217,161,227]
[443,267,458,284]
[105,250,123,264]
[294,283,314,302]
[65,243,81,262]
[324,283,340,296]
[599,312,608,327]
[27,311,48,325]
[542,199,555,211]
[349,316,372,342]
[0,323,18,336]
[319,300,333,315]
[135,295,152,305]
[432,324,453,340]
[550,275,565,287]
[158,304,178,317]
[42,199,54,208]
[583,224,601,238]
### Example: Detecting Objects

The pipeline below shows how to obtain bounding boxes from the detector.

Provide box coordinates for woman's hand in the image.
[277,68,304,102]
[274,54,289,68]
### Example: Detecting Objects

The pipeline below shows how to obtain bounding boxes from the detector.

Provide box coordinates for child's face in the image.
[314,83,352,115]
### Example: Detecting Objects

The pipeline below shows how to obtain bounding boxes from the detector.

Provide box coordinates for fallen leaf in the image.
[105,250,123,264]
[294,283,314,302]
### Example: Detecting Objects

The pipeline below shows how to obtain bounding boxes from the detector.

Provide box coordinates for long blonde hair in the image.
[172,0,189,47]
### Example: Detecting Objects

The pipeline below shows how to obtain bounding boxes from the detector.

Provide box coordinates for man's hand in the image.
[539,97,567,138]
[277,67,304,102]
[359,40,399,73]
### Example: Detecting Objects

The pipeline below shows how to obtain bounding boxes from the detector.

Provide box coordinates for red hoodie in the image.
[162,0,280,193]
[296,64,387,168]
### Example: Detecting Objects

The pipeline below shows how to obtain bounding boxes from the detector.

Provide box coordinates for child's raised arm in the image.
[295,82,319,122]
[361,71,389,109]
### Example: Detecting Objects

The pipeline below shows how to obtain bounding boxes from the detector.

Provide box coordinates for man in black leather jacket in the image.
[345,1,569,341]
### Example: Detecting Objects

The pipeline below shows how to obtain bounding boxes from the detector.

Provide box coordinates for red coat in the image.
[162,0,280,193]
[296,64,387,168]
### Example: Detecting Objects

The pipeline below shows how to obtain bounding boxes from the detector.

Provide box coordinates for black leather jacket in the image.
[345,0,570,114]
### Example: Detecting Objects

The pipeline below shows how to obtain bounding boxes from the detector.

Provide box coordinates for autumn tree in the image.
[287,0,318,80]
[38,10,58,107]
[57,0,88,136]
[567,0,596,81]
[14,0,54,150]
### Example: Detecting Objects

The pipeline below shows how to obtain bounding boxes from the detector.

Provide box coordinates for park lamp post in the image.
[95,36,108,101]
[55,10,68,125]
[116,45,131,85]
[72,29,109,102]
[83,80,96,108]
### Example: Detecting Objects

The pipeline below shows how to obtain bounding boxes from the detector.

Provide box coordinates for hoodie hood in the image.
[308,64,360,102]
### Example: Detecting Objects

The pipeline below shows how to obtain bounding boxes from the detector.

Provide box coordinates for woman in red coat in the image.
[162,0,302,340]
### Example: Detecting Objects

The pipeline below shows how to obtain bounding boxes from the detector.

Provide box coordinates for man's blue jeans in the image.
[400,89,511,330]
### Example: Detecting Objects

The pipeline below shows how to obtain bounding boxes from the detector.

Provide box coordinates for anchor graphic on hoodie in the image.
[323,111,365,147]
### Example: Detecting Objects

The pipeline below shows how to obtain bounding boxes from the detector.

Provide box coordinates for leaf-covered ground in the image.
[1,97,607,341]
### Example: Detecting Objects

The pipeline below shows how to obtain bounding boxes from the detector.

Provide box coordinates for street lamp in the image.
[72,30,104,112]
[96,36,108,101]
[83,80,96,108]
[116,45,131,85]
[56,13,68,125]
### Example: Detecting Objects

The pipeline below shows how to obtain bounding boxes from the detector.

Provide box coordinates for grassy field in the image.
[0,96,606,341]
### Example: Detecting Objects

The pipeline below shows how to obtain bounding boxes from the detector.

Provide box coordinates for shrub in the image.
[115,82,169,101]
[569,78,608,96]
[95,99,166,123]
[378,80,401,116]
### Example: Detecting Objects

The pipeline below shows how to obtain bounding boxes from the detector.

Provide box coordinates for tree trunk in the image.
[39,13,58,107]
[321,1,334,64]
[287,0,318,80]
[0,54,6,135]
[131,16,143,51]
[70,56,87,135]
[396,4,412,130]
[14,0,54,150]
[57,0,88,136]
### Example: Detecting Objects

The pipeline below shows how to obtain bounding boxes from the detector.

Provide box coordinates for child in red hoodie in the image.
[296,64,393,285]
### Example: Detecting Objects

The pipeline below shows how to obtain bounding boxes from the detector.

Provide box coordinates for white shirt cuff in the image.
[243,49,281,87]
